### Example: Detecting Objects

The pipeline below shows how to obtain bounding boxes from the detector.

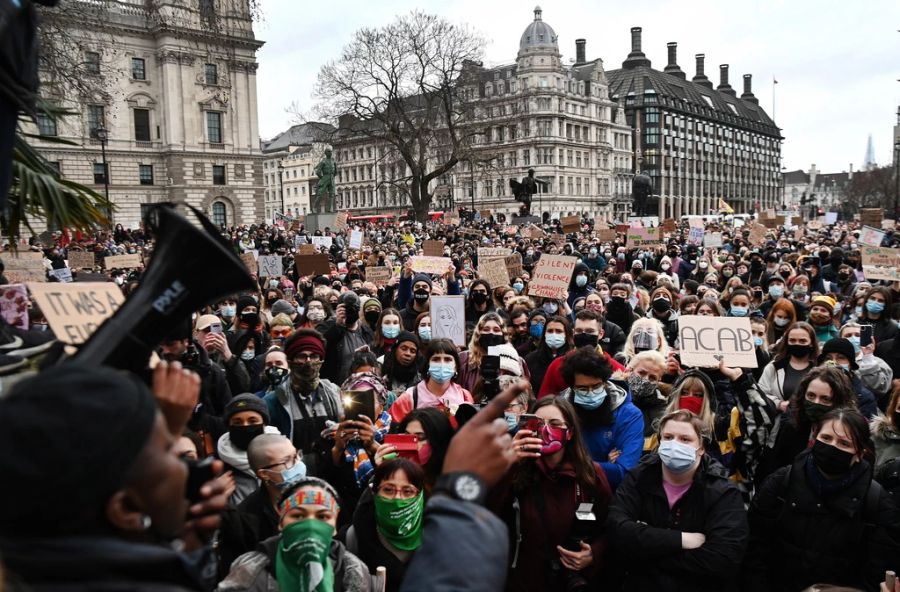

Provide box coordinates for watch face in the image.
[454,474,482,501]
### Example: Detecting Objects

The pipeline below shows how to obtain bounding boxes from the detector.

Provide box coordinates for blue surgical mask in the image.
[529,323,544,338]
[504,412,518,432]
[854,306,863,318]
[241,349,255,361]
[730,306,749,317]
[418,327,432,341]
[543,302,558,315]
[274,460,307,491]
[576,275,588,288]
[657,440,698,474]
[754,336,764,347]
[866,300,885,314]
[382,324,400,339]
[221,305,236,318]
[768,285,784,298]
[428,363,455,384]
[545,333,566,350]
[513,282,525,293]
[847,336,861,353]
[573,386,607,410]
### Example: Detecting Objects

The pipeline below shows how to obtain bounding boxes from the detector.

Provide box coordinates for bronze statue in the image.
[312,148,337,213]
[632,171,653,217]
[509,168,547,216]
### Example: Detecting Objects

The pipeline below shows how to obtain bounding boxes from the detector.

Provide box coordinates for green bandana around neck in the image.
[373,491,424,551]
[276,519,335,592]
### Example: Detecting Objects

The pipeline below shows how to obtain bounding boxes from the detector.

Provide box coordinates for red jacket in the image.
[538,347,625,398]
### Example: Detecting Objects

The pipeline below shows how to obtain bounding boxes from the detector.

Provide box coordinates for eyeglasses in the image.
[272,329,292,338]
[263,452,300,471]
[291,353,321,363]
[377,484,419,499]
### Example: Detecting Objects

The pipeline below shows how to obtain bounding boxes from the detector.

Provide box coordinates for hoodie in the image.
[566,262,593,307]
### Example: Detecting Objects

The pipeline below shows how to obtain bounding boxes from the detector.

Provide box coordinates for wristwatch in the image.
[434,472,487,506]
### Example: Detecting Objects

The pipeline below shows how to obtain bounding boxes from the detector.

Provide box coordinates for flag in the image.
[718,198,734,214]
[773,77,778,84]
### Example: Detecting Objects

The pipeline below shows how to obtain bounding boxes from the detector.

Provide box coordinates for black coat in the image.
[607,454,748,592]
[217,486,279,580]
[524,344,569,396]
[743,451,900,591]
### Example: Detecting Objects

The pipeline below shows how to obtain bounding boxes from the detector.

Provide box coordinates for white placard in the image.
[430,295,466,347]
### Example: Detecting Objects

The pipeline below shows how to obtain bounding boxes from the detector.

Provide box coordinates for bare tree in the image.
[845,166,898,214]
[314,11,487,222]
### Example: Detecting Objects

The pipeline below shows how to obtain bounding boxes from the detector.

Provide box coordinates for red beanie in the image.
[285,333,326,361]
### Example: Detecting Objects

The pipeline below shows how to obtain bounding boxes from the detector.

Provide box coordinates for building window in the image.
[134,108,151,142]
[36,113,57,136]
[207,111,222,143]
[204,63,218,86]
[211,202,227,226]
[131,57,146,80]
[93,163,108,184]
[85,51,100,74]
[139,164,154,185]
[87,105,105,135]
[212,165,226,185]
[47,161,61,176]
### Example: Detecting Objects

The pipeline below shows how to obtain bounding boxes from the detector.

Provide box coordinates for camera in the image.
[480,354,501,400]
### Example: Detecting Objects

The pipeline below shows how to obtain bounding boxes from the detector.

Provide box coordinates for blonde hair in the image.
[627,349,667,373]
[270,313,293,329]
[466,312,506,368]
[665,375,715,435]
[622,318,670,363]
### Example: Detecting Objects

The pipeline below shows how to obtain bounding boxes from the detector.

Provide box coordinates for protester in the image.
[218,394,282,505]
[389,339,474,423]
[757,321,819,408]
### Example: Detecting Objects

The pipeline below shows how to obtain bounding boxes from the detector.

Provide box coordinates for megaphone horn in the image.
[73,203,256,372]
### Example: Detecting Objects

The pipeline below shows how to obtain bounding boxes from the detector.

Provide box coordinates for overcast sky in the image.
[254,0,899,174]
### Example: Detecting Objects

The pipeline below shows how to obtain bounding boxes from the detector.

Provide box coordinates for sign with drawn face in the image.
[430,295,466,346]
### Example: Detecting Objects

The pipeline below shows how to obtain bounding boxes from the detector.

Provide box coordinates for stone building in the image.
[260,122,334,222]
[606,28,782,217]
[30,0,264,229]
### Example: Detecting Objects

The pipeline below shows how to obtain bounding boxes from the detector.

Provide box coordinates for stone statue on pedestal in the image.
[632,171,653,217]
[312,148,337,213]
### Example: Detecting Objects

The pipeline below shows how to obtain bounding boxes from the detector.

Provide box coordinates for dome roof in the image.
[519,6,558,52]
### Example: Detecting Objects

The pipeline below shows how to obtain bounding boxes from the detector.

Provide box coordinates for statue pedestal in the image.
[511,214,541,226]
[305,212,337,233]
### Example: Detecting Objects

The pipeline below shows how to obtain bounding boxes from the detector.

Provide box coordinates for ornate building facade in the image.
[261,123,334,222]
[30,0,264,229]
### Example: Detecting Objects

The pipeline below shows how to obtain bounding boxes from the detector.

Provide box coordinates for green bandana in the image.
[374,491,424,551]
[276,519,335,592]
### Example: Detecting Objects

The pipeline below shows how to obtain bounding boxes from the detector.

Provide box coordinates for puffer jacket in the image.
[871,414,900,470]
[857,352,894,406]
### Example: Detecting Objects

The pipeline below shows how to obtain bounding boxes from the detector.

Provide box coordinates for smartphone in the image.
[384,433,419,460]
[342,389,376,422]
[886,571,896,590]
[184,457,216,503]
[209,323,223,334]
[517,414,543,434]
[481,354,500,382]
[860,325,873,348]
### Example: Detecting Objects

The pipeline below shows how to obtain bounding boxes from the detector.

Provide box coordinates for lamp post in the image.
[92,126,112,229]
[277,161,284,223]
[894,139,900,220]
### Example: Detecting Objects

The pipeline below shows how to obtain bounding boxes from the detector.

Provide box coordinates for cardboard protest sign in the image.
[0,284,29,329]
[67,251,96,269]
[704,232,723,248]
[748,223,768,246]
[103,253,142,269]
[688,217,704,229]
[478,247,511,260]
[458,228,482,239]
[74,272,109,283]
[27,282,124,345]
[430,295,466,347]
[861,246,900,281]
[526,224,544,239]
[334,211,350,230]
[882,219,896,230]
[410,256,450,275]
[348,230,364,250]
[560,215,581,233]
[297,244,316,255]
[478,257,510,289]
[239,252,257,272]
[294,254,332,276]
[859,226,886,247]
[547,233,567,246]
[594,228,617,242]
[807,219,824,230]
[365,266,392,286]
[527,254,577,300]
[860,208,882,227]
[662,218,677,233]
[258,255,283,278]
[423,240,445,257]
[479,209,492,220]
[311,236,333,249]
[627,227,662,249]
[678,316,758,368]
[687,226,704,246]
[4,251,45,283]
[504,253,523,279]
[49,267,73,283]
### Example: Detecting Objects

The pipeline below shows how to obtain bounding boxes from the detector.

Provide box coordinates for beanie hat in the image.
[225,393,271,424]
[362,297,382,312]
[284,331,326,361]
[237,295,258,315]
[818,338,858,370]
[395,330,419,350]
[810,295,836,316]
[271,299,295,317]
[412,273,433,289]
[488,343,522,377]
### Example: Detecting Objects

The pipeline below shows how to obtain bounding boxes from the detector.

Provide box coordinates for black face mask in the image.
[471,292,489,305]
[478,333,505,348]
[413,289,430,302]
[265,366,289,386]
[787,344,812,359]
[241,312,260,327]
[573,333,600,349]
[811,439,855,475]
[651,297,672,314]
[364,311,380,326]
[229,424,265,451]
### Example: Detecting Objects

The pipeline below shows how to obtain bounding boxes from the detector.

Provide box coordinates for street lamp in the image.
[92,126,112,229]
[894,140,900,220]
[277,161,284,223]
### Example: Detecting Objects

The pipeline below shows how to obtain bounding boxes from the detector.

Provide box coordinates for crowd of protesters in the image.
[1,209,900,592]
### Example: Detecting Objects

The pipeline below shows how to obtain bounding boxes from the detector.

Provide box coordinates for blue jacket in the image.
[567,380,645,491]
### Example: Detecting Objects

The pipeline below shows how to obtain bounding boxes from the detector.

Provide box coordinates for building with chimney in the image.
[606,28,782,217]
[29,0,264,229]
[782,164,853,219]
[260,122,334,222]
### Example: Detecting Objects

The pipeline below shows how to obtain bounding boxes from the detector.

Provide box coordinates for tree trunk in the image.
[412,178,431,222]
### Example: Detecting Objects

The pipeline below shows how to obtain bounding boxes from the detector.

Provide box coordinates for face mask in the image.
[241,312,260,327]
[428,362,455,384]
[809,311,831,325]
[543,302,558,315]
[382,325,400,339]
[291,360,323,393]
[241,349,256,361]
[364,311,380,326]
[679,394,704,415]
[787,344,812,359]
[793,285,808,295]
[529,323,544,338]
[276,519,334,592]
[221,305,236,318]
[513,282,524,293]
[811,439,855,475]
[730,305,749,317]
[754,336,764,347]
[265,366,289,386]
[773,316,791,327]
[416,442,432,465]
[803,399,831,424]
[723,270,733,278]
[273,460,307,491]
[527,250,534,257]
[413,289,430,302]
[539,424,569,455]
[306,309,326,322]
[228,424,265,450]
[504,412,519,432]
[769,285,784,298]
[114,276,125,286]
[699,262,709,270]
[837,273,850,282]
[573,333,599,349]
[847,336,861,353]
[573,385,607,409]
[373,491,424,551]
[575,275,588,287]
[658,440,698,474]
[651,297,672,313]
[866,300,885,314]
[627,374,658,404]
[417,327,432,341]
[479,333,505,348]
[545,332,566,350]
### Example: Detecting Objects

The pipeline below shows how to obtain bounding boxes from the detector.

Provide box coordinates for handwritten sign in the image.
[334,211,350,230]
[258,255,283,278]
[859,226,886,247]
[478,257,510,289]
[27,282,124,345]
[67,251,96,269]
[627,227,662,249]
[294,254,332,277]
[748,223,768,246]
[311,236,333,249]
[504,253,523,279]
[662,218,677,233]
[861,246,900,281]
[594,228,617,242]
[48,267,73,283]
[348,230,364,250]
[478,247,511,260]
[430,295,466,347]
[411,256,450,275]
[423,240,445,257]
[297,244,316,255]
[527,254,577,300]
[560,215,581,233]
[0,284,29,329]
[860,208,882,227]
[4,251,45,283]
[678,316,758,368]
[704,232,723,248]
[687,226,704,246]
[103,253,142,269]
[365,266,392,286]
[239,252,257,272]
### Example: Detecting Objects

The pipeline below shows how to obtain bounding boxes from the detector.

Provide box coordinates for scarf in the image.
[344,410,391,488]
[276,520,334,592]
[217,426,281,475]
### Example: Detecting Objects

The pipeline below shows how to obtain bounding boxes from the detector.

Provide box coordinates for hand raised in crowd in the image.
[182,459,229,552]
[666,350,685,377]
[557,541,594,571]
[151,360,201,437]
[402,260,413,278]
[717,358,743,382]
[335,303,347,326]
[203,331,233,362]
[511,428,542,462]
[861,336,876,358]
[443,379,525,487]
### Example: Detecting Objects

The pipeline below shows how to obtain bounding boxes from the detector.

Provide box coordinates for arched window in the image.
[211,201,227,226]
